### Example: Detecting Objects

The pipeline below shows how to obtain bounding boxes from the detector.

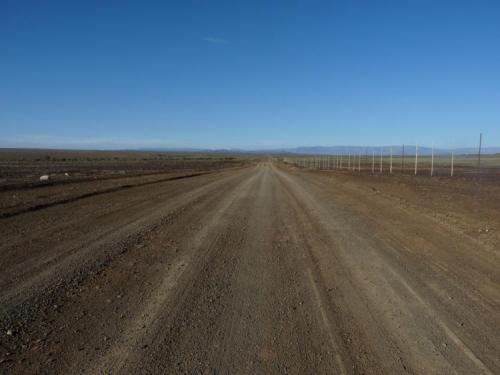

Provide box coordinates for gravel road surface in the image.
[1,162,499,374]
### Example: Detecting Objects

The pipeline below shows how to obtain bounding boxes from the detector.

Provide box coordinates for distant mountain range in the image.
[275,146,500,156]
[3,145,499,156]
[144,146,500,156]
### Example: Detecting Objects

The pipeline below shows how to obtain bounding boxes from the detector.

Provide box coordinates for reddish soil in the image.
[1,160,499,374]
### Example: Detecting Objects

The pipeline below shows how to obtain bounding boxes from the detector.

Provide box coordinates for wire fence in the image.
[283,148,500,178]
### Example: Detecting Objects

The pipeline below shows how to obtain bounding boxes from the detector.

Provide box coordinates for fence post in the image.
[380,148,383,173]
[414,144,418,175]
[372,151,375,173]
[358,153,361,171]
[402,144,405,173]
[478,132,482,171]
[390,147,393,173]
[431,146,434,176]
[451,151,454,177]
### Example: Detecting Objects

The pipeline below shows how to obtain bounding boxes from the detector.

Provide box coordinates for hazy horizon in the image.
[1,142,498,155]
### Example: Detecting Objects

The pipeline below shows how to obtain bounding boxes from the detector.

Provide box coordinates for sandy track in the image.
[1,162,498,374]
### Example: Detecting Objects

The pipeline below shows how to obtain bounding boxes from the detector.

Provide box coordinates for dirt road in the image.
[1,162,499,374]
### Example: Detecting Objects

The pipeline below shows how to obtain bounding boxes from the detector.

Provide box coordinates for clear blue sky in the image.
[1,1,499,150]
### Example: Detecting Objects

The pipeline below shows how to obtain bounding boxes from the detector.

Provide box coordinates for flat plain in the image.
[1,150,499,374]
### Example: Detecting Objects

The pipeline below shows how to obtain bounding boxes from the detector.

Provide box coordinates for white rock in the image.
[40,175,49,182]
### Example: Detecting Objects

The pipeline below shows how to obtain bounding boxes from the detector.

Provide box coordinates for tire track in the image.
[89,168,262,373]
[274,164,498,374]
[0,168,256,340]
